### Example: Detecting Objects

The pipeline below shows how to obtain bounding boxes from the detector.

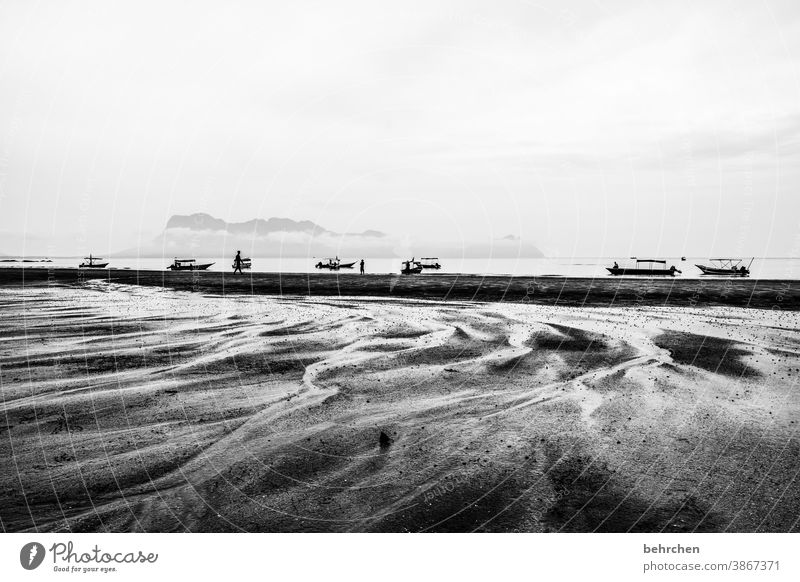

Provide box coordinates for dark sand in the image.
[1,267,797,309]
[1,279,799,532]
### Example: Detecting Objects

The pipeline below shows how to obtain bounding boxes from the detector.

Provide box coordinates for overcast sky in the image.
[1,0,799,257]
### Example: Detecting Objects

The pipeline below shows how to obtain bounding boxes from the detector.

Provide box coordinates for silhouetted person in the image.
[233,250,243,274]
[360,259,365,274]
[613,261,619,269]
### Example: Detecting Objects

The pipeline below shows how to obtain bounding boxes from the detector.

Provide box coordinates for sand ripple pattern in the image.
[1,282,799,532]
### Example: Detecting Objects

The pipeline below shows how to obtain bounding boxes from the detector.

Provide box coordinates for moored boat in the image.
[79,254,109,268]
[232,257,252,270]
[606,259,681,276]
[419,257,442,270]
[400,258,423,274]
[167,258,214,271]
[315,257,340,270]
[696,258,753,277]
[315,256,356,270]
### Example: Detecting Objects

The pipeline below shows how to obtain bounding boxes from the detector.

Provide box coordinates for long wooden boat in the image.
[696,258,752,277]
[401,259,423,274]
[607,259,681,276]
[167,259,214,271]
[419,257,442,269]
[79,254,109,268]
[315,258,340,270]
[315,257,356,270]
[232,257,252,270]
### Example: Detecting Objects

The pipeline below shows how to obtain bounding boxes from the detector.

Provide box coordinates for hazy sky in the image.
[1,0,799,256]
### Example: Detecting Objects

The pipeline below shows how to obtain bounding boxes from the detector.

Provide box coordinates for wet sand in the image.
[0,266,797,309]
[1,281,799,532]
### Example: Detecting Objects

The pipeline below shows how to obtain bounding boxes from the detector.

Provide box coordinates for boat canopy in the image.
[635,259,667,264]
[706,258,755,270]
[175,258,196,262]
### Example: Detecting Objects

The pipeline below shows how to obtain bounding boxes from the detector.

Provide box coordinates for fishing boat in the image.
[232,257,252,270]
[419,257,442,270]
[696,258,753,277]
[79,254,109,268]
[606,259,681,276]
[315,257,340,270]
[167,258,214,271]
[400,258,423,274]
[315,256,356,270]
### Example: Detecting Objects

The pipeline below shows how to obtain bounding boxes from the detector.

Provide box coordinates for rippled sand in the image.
[1,282,799,532]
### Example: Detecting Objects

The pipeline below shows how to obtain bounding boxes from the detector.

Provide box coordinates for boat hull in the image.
[606,268,679,276]
[696,265,749,276]
[167,263,214,271]
[79,263,109,269]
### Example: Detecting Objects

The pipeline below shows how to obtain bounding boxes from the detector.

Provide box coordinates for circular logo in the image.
[20,542,46,570]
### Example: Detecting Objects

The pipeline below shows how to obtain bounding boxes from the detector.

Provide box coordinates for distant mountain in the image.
[164,213,383,238]
[115,213,544,259]
[115,213,393,258]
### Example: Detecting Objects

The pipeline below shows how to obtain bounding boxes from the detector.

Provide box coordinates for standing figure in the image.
[233,250,243,274]
[360,259,365,274]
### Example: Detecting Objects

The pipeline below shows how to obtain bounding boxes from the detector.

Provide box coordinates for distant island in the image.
[114,212,545,259]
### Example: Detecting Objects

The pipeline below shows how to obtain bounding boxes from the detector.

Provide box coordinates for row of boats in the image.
[313,256,443,271]
[79,255,444,272]
[79,255,222,271]
[606,258,754,277]
[77,254,755,277]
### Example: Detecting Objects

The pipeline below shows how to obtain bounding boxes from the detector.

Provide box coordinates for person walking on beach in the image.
[233,250,244,274]
[360,259,365,274]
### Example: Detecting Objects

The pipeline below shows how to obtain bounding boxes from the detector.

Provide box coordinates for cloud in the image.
[2,1,799,257]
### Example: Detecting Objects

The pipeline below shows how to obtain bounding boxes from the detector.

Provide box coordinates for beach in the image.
[1,277,799,532]
[1,267,797,309]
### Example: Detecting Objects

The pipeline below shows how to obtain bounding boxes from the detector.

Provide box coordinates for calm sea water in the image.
[4,256,800,279]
